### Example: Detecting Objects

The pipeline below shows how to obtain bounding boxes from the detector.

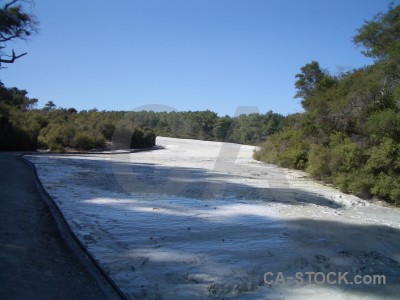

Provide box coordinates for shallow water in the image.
[27,137,400,299]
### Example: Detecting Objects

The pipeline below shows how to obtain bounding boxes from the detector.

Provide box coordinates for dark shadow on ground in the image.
[31,154,342,209]
[0,153,111,299]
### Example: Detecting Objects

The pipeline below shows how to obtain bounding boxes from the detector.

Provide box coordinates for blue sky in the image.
[1,0,398,116]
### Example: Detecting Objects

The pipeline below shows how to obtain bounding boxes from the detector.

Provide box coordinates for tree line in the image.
[0,88,284,151]
[254,5,400,205]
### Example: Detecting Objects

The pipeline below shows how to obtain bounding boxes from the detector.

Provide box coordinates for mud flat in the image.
[26,137,400,299]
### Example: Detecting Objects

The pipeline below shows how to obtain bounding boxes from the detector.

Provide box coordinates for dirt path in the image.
[0,153,120,300]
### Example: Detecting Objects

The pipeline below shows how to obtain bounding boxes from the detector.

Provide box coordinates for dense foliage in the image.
[0,85,284,151]
[118,110,283,144]
[255,5,400,205]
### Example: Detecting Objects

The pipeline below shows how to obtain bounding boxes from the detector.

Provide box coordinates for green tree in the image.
[255,4,400,205]
[353,4,400,61]
[43,100,56,111]
[0,0,38,67]
[294,61,325,101]
[213,116,231,141]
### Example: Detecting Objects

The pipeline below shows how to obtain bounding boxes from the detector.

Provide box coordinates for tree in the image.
[0,0,38,68]
[255,5,400,204]
[43,100,56,111]
[67,107,78,114]
[294,61,325,101]
[353,4,400,104]
[353,4,400,61]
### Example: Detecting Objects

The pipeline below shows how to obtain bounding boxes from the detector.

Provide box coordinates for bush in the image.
[365,138,400,174]
[113,120,156,149]
[346,170,375,199]
[130,128,144,148]
[49,143,64,152]
[253,135,281,165]
[277,130,309,169]
[130,128,156,148]
[72,131,104,150]
[307,144,331,181]
[38,124,64,150]
[364,110,400,143]
[254,129,309,169]
[328,132,365,174]
[332,172,350,193]
[370,173,400,205]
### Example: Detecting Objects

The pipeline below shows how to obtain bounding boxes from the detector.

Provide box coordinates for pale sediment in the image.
[26,137,400,299]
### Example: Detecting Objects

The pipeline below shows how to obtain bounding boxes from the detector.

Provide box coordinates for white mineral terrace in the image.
[26,137,400,299]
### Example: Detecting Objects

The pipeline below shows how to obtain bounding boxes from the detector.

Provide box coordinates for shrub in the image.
[253,135,281,165]
[328,132,365,174]
[307,144,331,181]
[364,110,400,143]
[130,128,144,148]
[130,128,156,148]
[38,124,64,150]
[254,129,309,169]
[276,130,309,169]
[365,138,399,174]
[72,131,104,150]
[332,172,350,193]
[49,143,64,152]
[346,170,375,199]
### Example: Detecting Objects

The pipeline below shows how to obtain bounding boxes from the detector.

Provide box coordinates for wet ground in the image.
[26,137,400,299]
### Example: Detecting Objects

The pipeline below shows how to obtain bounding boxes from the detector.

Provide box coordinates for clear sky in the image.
[1,0,398,116]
